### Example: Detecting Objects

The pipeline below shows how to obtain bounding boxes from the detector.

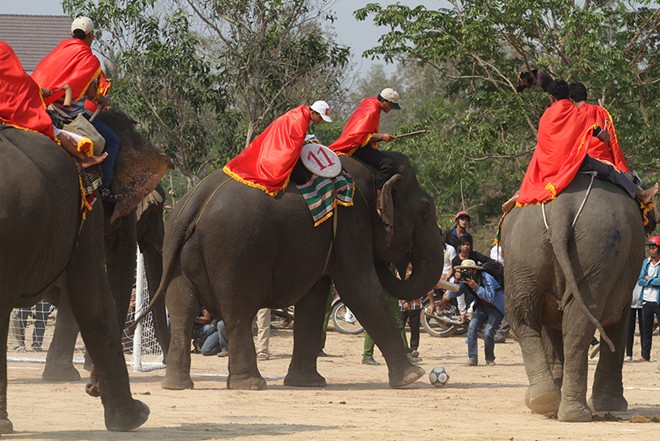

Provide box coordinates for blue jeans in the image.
[467,304,504,363]
[89,117,120,189]
[201,321,229,355]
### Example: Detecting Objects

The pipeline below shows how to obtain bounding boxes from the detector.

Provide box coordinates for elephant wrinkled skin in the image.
[0,127,149,432]
[501,174,648,422]
[158,152,444,390]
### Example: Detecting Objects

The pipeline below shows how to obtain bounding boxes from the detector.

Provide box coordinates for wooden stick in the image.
[393,130,429,139]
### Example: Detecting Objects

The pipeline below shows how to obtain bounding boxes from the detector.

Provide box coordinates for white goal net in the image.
[7,249,165,372]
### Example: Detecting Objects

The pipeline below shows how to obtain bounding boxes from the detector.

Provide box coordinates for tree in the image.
[355,1,659,238]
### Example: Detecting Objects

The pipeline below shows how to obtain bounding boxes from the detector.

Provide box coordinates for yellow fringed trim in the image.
[77,137,94,157]
[78,176,91,220]
[313,211,334,227]
[77,66,103,101]
[222,165,286,197]
[641,201,655,227]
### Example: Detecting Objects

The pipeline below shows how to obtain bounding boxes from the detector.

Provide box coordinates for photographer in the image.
[442,259,505,366]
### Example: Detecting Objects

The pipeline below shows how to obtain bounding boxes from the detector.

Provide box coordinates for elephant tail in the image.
[129,221,196,334]
[549,229,615,353]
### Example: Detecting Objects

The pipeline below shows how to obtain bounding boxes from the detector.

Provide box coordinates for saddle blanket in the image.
[296,170,354,227]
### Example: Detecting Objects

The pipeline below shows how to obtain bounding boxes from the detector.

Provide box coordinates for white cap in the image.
[379,88,401,109]
[310,100,332,122]
[71,16,94,35]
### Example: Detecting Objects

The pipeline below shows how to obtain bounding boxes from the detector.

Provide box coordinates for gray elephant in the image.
[154,151,445,390]
[41,111,171,383]
[0,127,149,432]
[501,173,653,421]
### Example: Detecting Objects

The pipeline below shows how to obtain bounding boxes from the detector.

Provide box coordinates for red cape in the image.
[0,41,55,140]
[328,97,381,155]
[32,38,101,105]
[224,105,311,196]
[517,100,595,205]
[578,103,629,173]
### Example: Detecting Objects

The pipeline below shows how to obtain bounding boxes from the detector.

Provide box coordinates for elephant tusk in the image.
[435,279,460,292]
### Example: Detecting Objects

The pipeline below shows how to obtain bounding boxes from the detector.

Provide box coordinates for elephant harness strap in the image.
[540,171,598,231]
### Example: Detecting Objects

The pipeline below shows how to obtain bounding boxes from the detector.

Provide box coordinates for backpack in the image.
[481,261,504,288]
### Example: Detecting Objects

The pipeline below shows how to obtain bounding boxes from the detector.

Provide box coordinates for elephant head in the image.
[369,152,445,301]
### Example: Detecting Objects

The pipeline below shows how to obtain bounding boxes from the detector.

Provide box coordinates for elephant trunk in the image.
[376,230,444,301]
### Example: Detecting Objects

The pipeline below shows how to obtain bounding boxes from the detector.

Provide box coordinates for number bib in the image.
[301,143,342,178]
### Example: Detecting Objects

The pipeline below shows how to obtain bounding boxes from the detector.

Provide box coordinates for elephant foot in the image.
[557,400,592,422]
[161,370,194,390]
[227,374,267,390]
[589,393,628,412]
[525,386,561,415]
[283,371,327,387]
[104,399,150,432]
[42,365,81,382]
[0,417,13,434]
[388,363,425,388]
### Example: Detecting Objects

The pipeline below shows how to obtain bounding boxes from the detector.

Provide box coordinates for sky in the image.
[2,0,446,74]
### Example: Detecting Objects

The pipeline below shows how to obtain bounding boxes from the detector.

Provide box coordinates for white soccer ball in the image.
[429,366,449,387]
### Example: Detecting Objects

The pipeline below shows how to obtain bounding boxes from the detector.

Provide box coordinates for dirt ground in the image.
[5,325,660,441]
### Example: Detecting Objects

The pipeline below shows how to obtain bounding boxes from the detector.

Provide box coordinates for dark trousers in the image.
[401,309,421,351]
[626,307,644,358]
[89,117,120,190]
[641,301,660,360]
[579,155,637,198]
[352,146,395,189]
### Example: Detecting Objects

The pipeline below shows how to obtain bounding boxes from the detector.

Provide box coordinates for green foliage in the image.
[356,1,659,241]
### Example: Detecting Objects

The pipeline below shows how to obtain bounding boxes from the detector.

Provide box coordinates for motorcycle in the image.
[330,297,364,334]
[421,290,468,337]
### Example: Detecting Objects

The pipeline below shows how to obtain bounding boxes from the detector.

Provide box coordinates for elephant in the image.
[501,173,654,422]
[153,151,446,390]
[0,126,149,432]
[41,111,171,383]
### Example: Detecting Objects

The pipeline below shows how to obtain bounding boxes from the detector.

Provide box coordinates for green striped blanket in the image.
[296,171,354,226]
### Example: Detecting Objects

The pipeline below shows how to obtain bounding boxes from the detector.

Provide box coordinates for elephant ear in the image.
[377,174,402,246]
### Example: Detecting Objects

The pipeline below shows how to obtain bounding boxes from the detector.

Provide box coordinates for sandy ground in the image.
[4,324,660,441]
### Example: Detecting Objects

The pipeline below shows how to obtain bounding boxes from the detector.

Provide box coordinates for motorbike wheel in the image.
[270,307,294,329]
[421,300,457,337]
[331,302,364,334]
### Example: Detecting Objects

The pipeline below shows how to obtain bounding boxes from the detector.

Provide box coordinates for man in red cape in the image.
[224,100,332,196]
[505,80,656,211]
[0,41,56,141]
[328,88,401,191]
[32,16,121,201]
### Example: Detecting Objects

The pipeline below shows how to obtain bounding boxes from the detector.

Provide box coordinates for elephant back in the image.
[0,128,81,297]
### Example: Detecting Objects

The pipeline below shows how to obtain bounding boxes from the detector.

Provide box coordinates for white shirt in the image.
[442,244,456,277]
[490,245,504,264]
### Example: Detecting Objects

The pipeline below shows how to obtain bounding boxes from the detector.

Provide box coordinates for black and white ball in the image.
[429,366,449,387]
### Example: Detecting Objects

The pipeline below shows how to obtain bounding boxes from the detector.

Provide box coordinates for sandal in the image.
[100,188,122,203]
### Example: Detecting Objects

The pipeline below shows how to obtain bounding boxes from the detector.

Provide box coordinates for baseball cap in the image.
[646,236,660,246]
[379,88,401,110]
[455,210,471,221]
[71,16,94,35]
[310,100,332,122]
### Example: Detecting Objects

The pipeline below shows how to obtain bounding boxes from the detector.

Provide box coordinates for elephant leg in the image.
[284,278,330,387]
[589,310,629,412]
[162,274,197,390]
[333,275,423,388]
[225,307,267,390]
[556,302,596,422]
[0,309,14,434]
[63,213,148,432]
[42,293,82,381]
[541,326,564,389]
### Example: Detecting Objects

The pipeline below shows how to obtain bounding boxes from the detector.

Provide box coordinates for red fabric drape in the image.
[0,41,55,140]
[578,103,629,173]
[328,97,381,155]
[517,100,594,205]
[224,105,311,196]
[32,38,101,105]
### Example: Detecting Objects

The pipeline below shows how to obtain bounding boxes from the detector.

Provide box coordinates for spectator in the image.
[451,236,495,319]
[201,319,229,357]
[490,242,509,343]
[191,308,215,353]
[637,236,660,362]
[444,211,473,251]
[12,301,54,352]
[625,283,644,362]
[426,239,456,316]
[444,259,505,366]
[255,308,271,361]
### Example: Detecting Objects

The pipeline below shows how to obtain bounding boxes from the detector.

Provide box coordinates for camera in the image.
[457,269,471,281]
